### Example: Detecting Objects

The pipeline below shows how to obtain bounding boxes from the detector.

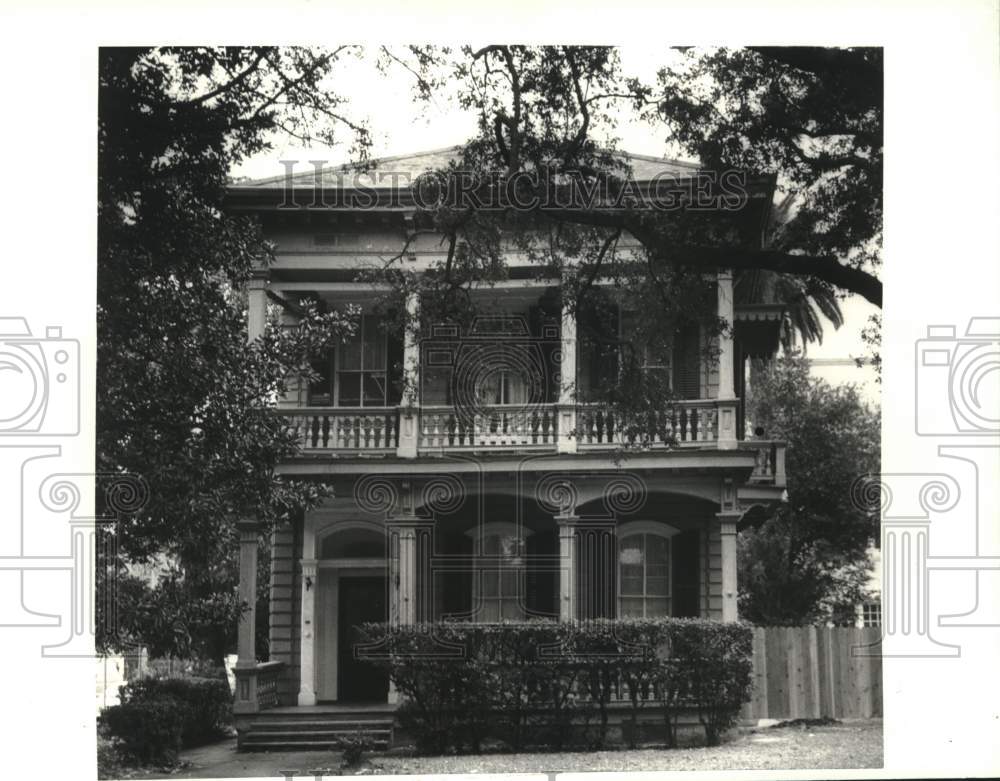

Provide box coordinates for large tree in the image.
[98,47,367,659]
[738,355,881,625]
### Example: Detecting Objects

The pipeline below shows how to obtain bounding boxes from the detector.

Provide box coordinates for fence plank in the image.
[747,627,882,721]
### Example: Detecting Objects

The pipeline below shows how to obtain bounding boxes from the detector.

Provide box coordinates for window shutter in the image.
[525,531,558,618]
[671,529,700,617]
[672,322,701,399]
[385,311,404,405]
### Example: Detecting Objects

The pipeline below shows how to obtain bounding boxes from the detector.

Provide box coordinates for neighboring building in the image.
[223,148,789,746]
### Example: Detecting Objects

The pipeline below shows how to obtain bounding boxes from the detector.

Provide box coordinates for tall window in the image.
[618,528,673,618]
[308,313,402,407]
[338,314,389,406]
[469,525,528,621]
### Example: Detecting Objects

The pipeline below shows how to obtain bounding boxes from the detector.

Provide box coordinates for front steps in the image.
[237,704,396,751]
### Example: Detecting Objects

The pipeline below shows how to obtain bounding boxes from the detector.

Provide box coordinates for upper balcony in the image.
[273,400,786,486]
[258,279,788,486]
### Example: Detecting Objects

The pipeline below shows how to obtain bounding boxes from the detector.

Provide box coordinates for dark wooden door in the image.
[337,576,389,702]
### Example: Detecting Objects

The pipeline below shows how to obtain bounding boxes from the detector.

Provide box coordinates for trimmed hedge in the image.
[119,677,232,746]
[101,698,186,766]
[102,676,232,764]
[358,619,753,753]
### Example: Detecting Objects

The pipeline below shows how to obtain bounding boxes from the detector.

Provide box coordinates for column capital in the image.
[715,511,741,535]
[554,513,580,528]
[249,266,271,284]
[300,558,318,577]
[236,520,261,542]
[386,514,434,530]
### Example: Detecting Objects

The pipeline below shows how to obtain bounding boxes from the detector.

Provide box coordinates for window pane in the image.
[619,535,643,562]
[482,534,500,556]
[363,373,387,406]
[363,315,387,370]
[621,575,644,595]
[422,367,452,405]
[646,534,669,563]
[620,598,645,618]
[341,329,362,370]
[500,598,523,620]
[481,570,499,597]
[645,596,670,617]
[500,569,518,597]
[479,599,500,622]
[646,576,669,596]
[338,373,361,406]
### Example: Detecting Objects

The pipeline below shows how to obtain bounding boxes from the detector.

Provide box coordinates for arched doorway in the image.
[315,524,390,703]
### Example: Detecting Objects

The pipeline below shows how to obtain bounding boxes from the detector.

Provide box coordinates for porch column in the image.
[557,293,578,453]
[234,520,260,714]
[555,514,578,621]
[397,290,421,459]
[717,513,741,622]
[297,558,318,706]
[716,269,738,449]
[247,268,269,343]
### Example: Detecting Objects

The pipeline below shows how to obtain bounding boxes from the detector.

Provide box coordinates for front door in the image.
[337,576,389,703]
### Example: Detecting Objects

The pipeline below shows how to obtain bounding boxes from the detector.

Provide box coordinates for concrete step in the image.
[247,729,392,740]
[241,733,392,751]
[249,719,393,731]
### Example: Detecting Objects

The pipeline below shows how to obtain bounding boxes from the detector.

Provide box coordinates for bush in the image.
[119,677,232,747]
[101,698,186,766]
[334,730,377,768]
[358,619,754,754]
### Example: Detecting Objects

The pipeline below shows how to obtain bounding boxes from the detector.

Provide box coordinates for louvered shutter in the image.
[672,322,701,399]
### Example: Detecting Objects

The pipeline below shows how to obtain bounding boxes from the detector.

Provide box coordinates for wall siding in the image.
[268,518,302,705]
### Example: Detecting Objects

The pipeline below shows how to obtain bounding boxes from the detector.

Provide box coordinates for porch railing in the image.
[419,404,559,450]
[232,659,284,713]
[740,439,787,487]
[275,401,780,470]
[577,400,721,449]
[280,407,399,453]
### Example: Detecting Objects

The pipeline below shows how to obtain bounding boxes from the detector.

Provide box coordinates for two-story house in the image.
[224,147,788,748]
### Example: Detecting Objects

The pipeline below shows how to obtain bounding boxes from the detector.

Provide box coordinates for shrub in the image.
[101,698,186,766]
[334,730,377,768]
[358,618,754,753]
[119,677,232,747]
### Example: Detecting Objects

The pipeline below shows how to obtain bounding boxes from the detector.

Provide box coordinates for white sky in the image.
[232,46,880,403]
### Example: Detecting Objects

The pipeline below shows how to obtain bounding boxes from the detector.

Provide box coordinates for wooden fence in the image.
[741,626,882,721]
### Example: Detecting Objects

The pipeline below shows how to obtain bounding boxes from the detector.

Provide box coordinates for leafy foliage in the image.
[101,697,186,766]
[119,677,233,747]
[740,355,880,624]
[656,48,882,267]
[358,619,753,752]
[98,47,368,658]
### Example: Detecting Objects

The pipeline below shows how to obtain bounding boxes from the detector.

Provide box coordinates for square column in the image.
[297,558,318,706]
[233,520,260,714]
[717,513,741,622]
[555,514,578,621]
[557,295,578,454]
[397,290,421,459]
[247,268,269,343]
[716,269,737,450]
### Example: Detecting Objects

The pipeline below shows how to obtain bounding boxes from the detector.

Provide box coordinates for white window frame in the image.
[334,312,391,408]
[617,521,679,619]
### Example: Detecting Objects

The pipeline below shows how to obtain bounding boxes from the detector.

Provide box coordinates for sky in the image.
[231,46,881,404]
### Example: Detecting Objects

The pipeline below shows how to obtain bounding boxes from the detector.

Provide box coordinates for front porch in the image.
[231,463,784,733]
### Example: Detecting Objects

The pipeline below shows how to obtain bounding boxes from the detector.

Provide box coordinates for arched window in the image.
[466,522,532,621]
[618,522,678,618]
